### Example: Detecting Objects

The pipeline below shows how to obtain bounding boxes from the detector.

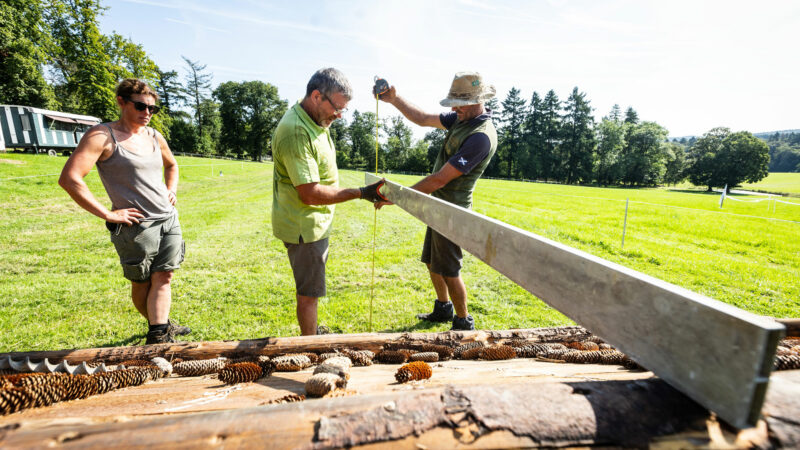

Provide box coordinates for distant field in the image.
[740,172,800,195]
[1,153,798,352]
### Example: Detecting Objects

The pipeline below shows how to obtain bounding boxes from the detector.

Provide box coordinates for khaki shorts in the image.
[109,212,185,282]
[284,237,329,298]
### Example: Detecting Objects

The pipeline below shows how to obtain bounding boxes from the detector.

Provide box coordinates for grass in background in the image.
[1,153,798,352]
[740,172,800,196]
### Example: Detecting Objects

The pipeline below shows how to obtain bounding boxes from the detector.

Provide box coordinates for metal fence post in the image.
[621,198,629,250]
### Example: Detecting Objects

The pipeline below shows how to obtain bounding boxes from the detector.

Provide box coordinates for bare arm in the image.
[295,182,361,206]
[156,130,179,205]
[411,162,463,194]
[58,125,144,224]
[380,86,445,129]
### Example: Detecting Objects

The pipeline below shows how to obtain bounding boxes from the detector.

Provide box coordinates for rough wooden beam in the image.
[368,174,785,429]
[0,379,713,448]
[0,327,590,364]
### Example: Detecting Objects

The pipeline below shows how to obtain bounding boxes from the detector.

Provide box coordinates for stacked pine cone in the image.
[1,367,164,415]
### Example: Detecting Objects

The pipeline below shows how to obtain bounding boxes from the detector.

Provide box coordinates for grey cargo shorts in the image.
[108,211,185,282]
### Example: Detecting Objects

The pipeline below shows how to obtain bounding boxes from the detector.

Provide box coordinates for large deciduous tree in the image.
[0,0,55,108]
[214,80,286,160]
[182,56,212,140]
[686,128,769,192]
[46,0,117,120]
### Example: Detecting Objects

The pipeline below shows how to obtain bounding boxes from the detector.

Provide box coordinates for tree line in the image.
[2,0,771,190]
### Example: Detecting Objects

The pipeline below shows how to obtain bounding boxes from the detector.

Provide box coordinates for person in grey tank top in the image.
[59,78,191,345]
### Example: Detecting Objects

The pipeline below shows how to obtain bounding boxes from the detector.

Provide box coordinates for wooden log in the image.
[0,378,716,448]
[368,174,784,429]
[0,327,590,364]
[775,318,800,337]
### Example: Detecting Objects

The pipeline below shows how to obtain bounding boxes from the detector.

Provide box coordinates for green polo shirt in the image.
[271,102,339,244]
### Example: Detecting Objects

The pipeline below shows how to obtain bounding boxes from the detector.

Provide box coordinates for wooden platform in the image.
[1,328,798,448]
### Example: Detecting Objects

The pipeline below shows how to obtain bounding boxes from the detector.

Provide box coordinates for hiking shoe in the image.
[317,325,332,335]
[167,318,191,336]
[145,329,176,345]
[451,315,475,331]
[416,300,455,323]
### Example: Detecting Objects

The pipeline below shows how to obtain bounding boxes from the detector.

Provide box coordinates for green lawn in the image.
[1,153,798,352]
[740,172,800,195]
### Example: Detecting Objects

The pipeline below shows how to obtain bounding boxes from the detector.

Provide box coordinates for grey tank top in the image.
[95,123,174,221]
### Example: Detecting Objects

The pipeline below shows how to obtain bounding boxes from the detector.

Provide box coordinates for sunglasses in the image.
[123,97,161,114]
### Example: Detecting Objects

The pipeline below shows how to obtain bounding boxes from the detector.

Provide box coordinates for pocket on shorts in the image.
[121,259,151,282]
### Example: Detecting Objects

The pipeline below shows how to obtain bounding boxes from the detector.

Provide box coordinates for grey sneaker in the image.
[416,300,455,323]
[317,325,332,335]
[451,315,475,331]
[167,318,191,336]
[145,328,176,345]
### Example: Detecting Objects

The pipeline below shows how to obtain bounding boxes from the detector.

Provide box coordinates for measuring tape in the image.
[368,77,390,332]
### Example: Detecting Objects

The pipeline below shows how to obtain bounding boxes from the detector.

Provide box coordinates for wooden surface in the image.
[5,369,796,448]
[368,173,785,429]
[0,327,590,365]
[0,358,649,423]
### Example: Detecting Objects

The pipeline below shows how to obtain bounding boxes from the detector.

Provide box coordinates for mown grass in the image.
[1,153,798,352]
[740,172,800,195]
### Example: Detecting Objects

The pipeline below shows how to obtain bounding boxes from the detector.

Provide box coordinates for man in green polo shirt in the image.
[272,67,385,336]
[377,72,498,331]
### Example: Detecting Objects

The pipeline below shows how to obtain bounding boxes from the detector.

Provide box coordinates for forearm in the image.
[411,175,448,195]
[164,165,179,193]
[389,96,438,128]
[300,185,361,205]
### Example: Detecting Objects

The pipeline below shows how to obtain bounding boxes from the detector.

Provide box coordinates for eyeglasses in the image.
[322,94,348,115]
[123,97,161,115]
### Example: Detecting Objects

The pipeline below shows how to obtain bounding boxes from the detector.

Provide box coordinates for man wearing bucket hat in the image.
[378,72,497,331]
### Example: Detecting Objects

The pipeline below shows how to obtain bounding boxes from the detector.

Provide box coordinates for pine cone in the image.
[410,352,439,362]
[419,344,454,360]
[150,357,173,376]
[598,343,613,350]
[219,362,263,384]
[323,389,357,398]
[375,350,410,364]
[0,387,34,415]
[460,346,484,360]
[119,359,157,368]
[318,352,341,363]
[516,343,550,358]
[313,363,350,380]
[454,342,485,359]
[24,383,66,408]
[299,353,319,364]
[481,345,516,361]
[174,358,227,376]
[272,355,312,372]
[775,354,800,371]
[305,373,347,397]
[256,356,275,378]
[264,394,305,404]
[394,361,432,383]
[346,350,375,366]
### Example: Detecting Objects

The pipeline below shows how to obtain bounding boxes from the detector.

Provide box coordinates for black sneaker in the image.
[145,328,176,345]
[416,300,455,322]
[451,315,475,331]
[167,318,191,336]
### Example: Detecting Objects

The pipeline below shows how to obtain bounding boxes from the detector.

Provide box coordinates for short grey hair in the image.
[305,68,352,100]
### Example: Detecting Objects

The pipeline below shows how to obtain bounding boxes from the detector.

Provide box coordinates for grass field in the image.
[1,153,798,352]
[740,172,800,195]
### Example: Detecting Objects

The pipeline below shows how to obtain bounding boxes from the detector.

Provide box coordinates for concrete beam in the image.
[368,173,784,428]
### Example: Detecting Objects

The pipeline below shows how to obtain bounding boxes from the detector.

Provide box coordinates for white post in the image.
[621,198,629,250]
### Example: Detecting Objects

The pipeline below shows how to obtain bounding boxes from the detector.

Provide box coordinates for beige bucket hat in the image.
[439,71,496,107]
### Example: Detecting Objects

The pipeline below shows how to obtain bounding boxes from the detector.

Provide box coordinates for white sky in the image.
[103,0,800,138]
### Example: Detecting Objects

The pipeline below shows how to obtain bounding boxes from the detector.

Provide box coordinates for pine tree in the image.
[561,87,595,184]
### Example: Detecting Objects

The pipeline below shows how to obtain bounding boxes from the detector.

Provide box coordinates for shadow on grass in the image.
[665,188,719,196]
[100,332,146,348]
